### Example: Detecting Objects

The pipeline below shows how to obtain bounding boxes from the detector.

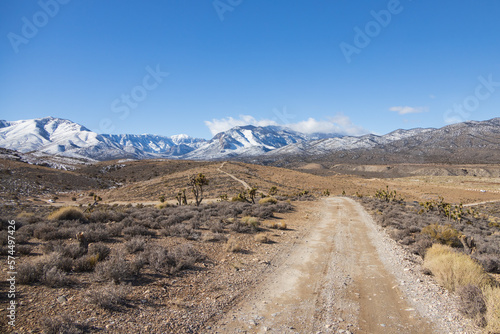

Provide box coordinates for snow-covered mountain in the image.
[1,116,499,164]
[0,117,207,160]
[265,127,434,156]
[257,118,500,165]
[184,125,318,159]
[0,117,340,161]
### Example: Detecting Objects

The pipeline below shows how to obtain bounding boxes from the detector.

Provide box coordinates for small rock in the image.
[57,296,67,304]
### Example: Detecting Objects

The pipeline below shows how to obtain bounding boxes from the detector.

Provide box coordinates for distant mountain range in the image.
[0,116,499,164]
[254,118,500,166]
[0,117,338,161]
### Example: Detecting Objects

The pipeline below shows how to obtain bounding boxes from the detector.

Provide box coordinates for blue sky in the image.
[1,0,500,139]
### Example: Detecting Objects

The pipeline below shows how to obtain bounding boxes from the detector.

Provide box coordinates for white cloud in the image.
[204,113,369,136]
[389,106,429,115]
[204,116,278,136]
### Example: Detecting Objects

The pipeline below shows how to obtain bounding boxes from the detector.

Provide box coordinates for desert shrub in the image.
[45,252,74,273]
[18,257,75,286]
[48,207,84,221]
[249,205,275,219]
[228,220,252,234]
[33,224,75,241]
[272,201,294,213]
[125,236,147,253]
[424,244,491,291]
[41,315,83,334]
[266,221,287,230]
[169,244,204,272]
[389,228,412,242]
[52,244,87,259]
[162,224,200,240]
[187,216,202,230]
[106,222,124,237]
[145,244,202,274]
[88,243,111,262]
[259,197,277,205]
[120,216,136,227]
[130,255,147,276]
[81,227,110,243]
[207,220,225,233]
[73,254,99,272]
[146,245,173,273]
[88,208,126,223]
[42,267,74,287]
[0,230,8,245]
[16,211,38,224]
[241,216,260,228]
[456,284,487,326]
[472,253,500,274]
[14,231,31,244]
[225,237,242,253]
[254,233,270,243]
[122,225,155,239]
[17,262,43,284]
[94,256,133,284]
[483,286,500,333]
[86,282,129,310]
[17,244,33,255]
[421,223,462,247]
[201,232,228,243]
[409,236,433,257]
[217,202,248,219]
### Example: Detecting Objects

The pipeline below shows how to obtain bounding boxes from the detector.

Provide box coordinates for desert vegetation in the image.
[0,194,294,332]
[360,188,500,331]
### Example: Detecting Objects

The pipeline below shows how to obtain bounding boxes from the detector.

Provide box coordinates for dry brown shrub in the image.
[225,237,242,253]
[48,207,84,221]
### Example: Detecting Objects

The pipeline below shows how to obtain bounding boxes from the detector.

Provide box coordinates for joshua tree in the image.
[189,173,209,206]
[248,187,258,204]
[176,189,187,206]
[269,186,278,196]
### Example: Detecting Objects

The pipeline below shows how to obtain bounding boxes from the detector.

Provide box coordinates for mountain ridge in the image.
[0,116,499,164]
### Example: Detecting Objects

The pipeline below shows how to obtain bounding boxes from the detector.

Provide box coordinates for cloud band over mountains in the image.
[204,114,369,137]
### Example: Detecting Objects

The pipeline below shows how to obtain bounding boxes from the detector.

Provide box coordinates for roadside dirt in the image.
[208,198,474,334]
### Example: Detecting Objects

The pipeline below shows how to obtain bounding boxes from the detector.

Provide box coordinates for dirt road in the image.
[209,198,454,333]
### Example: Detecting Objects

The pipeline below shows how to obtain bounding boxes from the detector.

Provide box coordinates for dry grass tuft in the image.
[241,216,260,228]
[225,237,242,253]
[48,207,84,221]
[421,223,462,247]
[254,233,270,244]
[424,244,491,291]
[259,197,278,205]
[266,221,287,230]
